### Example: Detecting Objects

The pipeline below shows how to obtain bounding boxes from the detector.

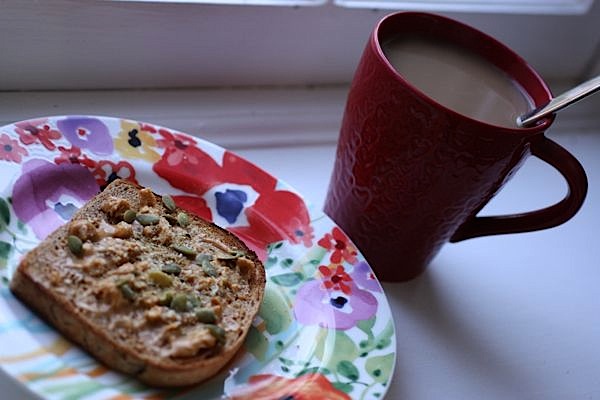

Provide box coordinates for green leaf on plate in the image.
[43,379,105,400]
[337,360,360,381]
[265,256,278,268]
[315,329,359,367]
[365,353,394,383]
[332,382,354,394]
[271,272,304,287]
[0,241,11,268]
[278,356,295,366]
[357,315,376,334]
[281,258,294,268]
[299,246,328,275]
[259,285,292,334]
[295,366,331,377]
[244,325,270,361]
[267,241,284,253]
[17,220,27,233]
[0,198,10,232]
[374,319,394,350]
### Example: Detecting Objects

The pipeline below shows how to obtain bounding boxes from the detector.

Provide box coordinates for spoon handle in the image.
[517,74,600,127]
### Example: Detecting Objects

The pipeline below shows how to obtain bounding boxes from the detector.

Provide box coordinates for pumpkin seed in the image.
[197,254,217,277]
[195,308,217,324]
[161,263,181,275]
[158,291,174,306]
[123,209,137,223]
[148,270,173,287]
[162,194,176,212]
[170,293,189,312]
[206,324,226,344]
[136,213,160,226]
[219,251,248,268]
[216,253,237,261]
[188,294,200,308]
[118,282,136,300]
[173,244,196,258]
[67,235,83,255]
[177,212,190,227]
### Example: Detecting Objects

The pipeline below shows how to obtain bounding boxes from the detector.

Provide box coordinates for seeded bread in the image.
[10,179,265,387]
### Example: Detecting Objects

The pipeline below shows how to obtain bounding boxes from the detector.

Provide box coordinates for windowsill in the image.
[1,82,598,146]
[0,87,347,150]
[1,83,598,208]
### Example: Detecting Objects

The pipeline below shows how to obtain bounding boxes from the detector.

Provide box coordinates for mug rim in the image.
[373,11,554,134]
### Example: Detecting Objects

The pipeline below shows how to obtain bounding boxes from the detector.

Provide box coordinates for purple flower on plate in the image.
[352,261,383,293]
[293,277,378,330]
[12,159,99,240]
[57,116,113,155]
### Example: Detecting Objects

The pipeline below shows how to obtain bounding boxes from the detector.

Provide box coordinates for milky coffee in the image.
[382,35,534,128]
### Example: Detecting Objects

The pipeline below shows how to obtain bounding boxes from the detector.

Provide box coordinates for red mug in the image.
[324,12,588,282]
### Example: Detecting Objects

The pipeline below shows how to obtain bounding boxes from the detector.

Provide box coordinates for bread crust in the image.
[10,180,265,387]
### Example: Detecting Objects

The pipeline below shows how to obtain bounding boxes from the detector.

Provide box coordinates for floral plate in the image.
[0,116,396,400]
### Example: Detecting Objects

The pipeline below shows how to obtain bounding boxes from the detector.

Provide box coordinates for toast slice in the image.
[10,179,265,387]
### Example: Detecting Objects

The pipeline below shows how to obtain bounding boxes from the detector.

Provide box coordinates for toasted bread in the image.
[10,179,265,387]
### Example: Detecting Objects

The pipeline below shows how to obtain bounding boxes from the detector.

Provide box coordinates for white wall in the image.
[0,0,599,90]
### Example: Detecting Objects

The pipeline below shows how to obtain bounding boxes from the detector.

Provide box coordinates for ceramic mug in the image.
[324,12,588,282]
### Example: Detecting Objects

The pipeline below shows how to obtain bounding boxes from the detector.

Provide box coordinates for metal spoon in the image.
[517,75,600,127]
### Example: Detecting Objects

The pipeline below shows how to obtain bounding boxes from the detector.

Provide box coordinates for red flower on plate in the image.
[171,194,212,222]
[318,227,358,265]
[219,152,314,255]
[230,189,314,252]
[92,160,138,189]
[54,145,97,168]
[15,118,62,150]
[319,264,353,295]
[154,138,314,261]
[153,128,223,194]
[156,128,200,166]
[0,133,28,163]
[229,373,351,400]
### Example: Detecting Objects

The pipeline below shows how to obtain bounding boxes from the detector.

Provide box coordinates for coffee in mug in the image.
[324,12,587,282]
[381,34,533,128]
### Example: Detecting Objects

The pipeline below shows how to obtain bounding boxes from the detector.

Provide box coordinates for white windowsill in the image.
[0,87,347,150]
[0,84,599,208]
[1,83,598,145]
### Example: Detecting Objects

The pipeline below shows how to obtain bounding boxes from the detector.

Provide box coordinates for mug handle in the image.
[450,136,588,242]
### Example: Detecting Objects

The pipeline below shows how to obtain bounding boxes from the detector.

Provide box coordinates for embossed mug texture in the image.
[324,12,588,282]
